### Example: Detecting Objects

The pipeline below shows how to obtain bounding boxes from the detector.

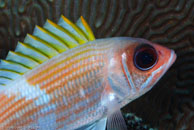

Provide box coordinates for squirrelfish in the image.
[0,16,176,130]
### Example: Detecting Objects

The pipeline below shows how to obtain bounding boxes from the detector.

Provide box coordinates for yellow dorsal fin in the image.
[76,16,95,41]
[0,16,95,86]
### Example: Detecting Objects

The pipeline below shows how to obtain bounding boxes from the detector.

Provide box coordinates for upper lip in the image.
[165,49,177,70]
[170,50,177,66]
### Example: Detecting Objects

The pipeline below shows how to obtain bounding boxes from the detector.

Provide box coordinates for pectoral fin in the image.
[107,110,128,130]
[77,117,107,130]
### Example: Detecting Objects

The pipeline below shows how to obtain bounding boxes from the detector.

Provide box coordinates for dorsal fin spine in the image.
[16,42,49,63]
[60,15,88,43]
[9,51,40,64]
[0,76,13,85]
[0,59,30,73]
[5,60,31,69]
[18,42,49,58]
[0,69,22,74]
[25,34,59,58]
[6,51,39,69]
[47,19,81,44]
[0,16,95,86]
[35,26,69,50]
[0,76,13,80]
[42,21,78,49]
[79,16,95,41]
[0,69,21,80]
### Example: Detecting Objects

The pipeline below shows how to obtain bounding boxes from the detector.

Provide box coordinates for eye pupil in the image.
[134,44,158,71]
[138,51,154,65]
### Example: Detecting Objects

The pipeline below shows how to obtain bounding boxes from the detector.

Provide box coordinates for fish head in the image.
[107,37,176,107]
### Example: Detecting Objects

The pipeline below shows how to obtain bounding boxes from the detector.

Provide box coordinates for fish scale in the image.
[0,15,100,129]
[0,16,94,87]
[0,41,111,129]
[0,15,176,130]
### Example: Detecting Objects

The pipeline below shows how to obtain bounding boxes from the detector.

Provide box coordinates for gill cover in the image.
[0,16,95,86]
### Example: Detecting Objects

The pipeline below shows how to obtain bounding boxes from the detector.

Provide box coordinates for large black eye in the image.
[134,44,158,71]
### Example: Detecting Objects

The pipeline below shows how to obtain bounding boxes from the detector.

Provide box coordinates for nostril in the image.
[158,50,162,55]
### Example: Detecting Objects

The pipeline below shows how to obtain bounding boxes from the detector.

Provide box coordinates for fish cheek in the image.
[121,50,152,92]
[131,72,151,90]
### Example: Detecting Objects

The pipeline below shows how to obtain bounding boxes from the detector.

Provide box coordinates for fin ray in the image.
[6,51,40,69]
[15,42,49,63]
[58,15,89,44]
[0,16,95,86]
[0,60,30,73]
[77,118,107,130]
[0,76,13,85]
[24,34,59,58]
[107,110,127,130]
[0,69,22,79]
[76,16,95,41]
[33,26,69,52]
[45,19,79,48]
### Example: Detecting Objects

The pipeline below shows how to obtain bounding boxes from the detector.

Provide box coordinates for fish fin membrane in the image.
[107,110,128,130]
[76,117,107,130]
[0,16,95,86]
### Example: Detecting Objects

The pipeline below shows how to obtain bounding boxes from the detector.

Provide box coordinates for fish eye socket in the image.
[134,44,158,71]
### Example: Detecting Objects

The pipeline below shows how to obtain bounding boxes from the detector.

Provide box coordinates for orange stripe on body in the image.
[43,55,106,125]
[0,43,111,129]
[0,94,7,102]
[52,76,103,110]
[12,44,108,128]
[56,109,97,130]
[0,98,26,121]
[0,98,34,128]
[27,48,96,84]
[55,84,103,123]
[27,46,108,86]
[41,56,102,86]
[4,105,44,129]
[5,99,46,128]
[26,44,93,82]
[22,53,104,125]
[66,97,100,126]
[43,61,102,94]
[17,105,44,127]
[0,94,16,113]
[30,55,102,87]
[0,93,47,129]
[56,124,65,130]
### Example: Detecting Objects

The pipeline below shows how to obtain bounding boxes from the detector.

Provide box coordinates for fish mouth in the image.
[152,49,176,87]
[166,49,177,69]
[162,49,176,75]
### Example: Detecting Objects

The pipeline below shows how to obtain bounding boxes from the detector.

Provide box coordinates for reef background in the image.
[0,0,193,130]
